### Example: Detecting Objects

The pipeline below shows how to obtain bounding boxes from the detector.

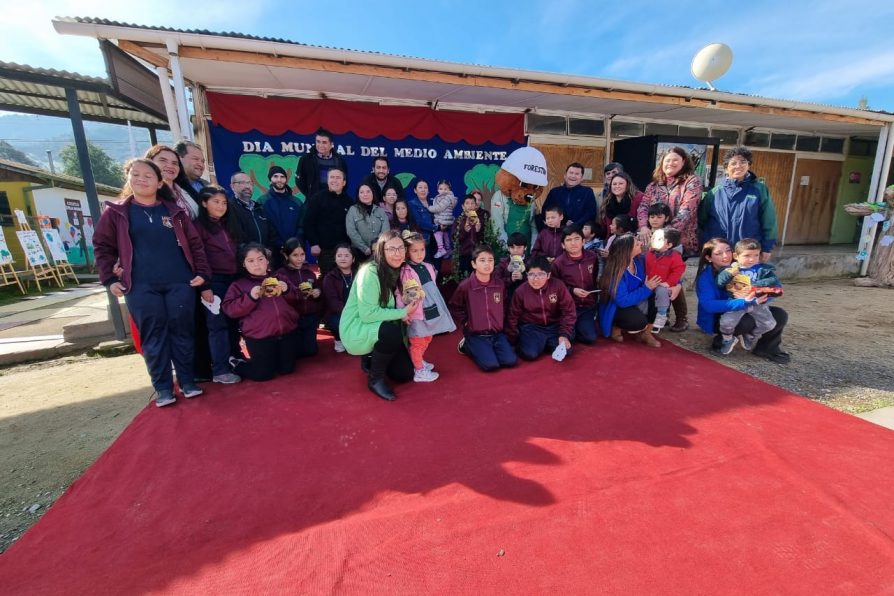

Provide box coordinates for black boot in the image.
[360,354,372,374]
[367,350,396,401]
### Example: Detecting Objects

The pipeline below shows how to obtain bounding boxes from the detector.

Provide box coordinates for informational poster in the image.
[0,229,13,265]
[41,228,69,263]
[15,230,49,267]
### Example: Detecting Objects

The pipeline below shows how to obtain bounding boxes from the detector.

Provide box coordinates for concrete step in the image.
[62,301,130,342]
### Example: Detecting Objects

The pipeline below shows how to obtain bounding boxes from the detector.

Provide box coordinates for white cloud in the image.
[0,0,272,76]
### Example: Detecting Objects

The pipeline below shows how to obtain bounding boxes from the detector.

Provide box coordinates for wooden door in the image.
[785,159,841,244]
[749,151,794,238]
[528,144,605,212]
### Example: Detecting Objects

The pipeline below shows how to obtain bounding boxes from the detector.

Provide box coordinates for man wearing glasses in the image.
[699,146,778,263]
[229,171,280,256]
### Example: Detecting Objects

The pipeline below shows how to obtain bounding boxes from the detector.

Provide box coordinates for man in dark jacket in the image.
[360,156,404,203]
[538,162,597,230]
[303,168,353,274]
[229,171,280,255]
[296,128,349,199]
[262,165,303,250]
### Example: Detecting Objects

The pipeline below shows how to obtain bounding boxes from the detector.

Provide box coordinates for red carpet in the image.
[2,336,894,594]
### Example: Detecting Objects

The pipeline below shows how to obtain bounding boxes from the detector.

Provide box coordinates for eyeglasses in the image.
[727,160,749,167]
[527,272,548,279]
[233,180,252,185]
[384,245,406,254]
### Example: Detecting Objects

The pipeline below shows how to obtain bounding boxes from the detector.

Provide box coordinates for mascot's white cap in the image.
[500,147,548,186]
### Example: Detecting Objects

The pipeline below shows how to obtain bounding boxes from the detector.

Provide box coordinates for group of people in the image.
[93,136,791,407]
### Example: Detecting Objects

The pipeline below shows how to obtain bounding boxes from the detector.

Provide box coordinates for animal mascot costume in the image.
[490,147,548,246]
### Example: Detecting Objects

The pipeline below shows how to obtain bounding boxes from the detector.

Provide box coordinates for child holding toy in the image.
[454,193,490,275]
[496,232,528,306]
[647,202,689,331]
[222,243,300,381]
[277,238,324,357]
[715,238,783,354]
[395,233,456,381]
[450,245,518,372]
[321,244,356,353]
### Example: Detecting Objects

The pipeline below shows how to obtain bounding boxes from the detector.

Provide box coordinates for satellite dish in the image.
[691,43,733,91]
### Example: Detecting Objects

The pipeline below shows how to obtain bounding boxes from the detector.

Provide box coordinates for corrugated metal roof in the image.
[0,61,168,127]
[0,157,121,195]
[56,17,894,119]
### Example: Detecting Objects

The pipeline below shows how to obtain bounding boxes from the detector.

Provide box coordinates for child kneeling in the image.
[716,238,782,354]
[507,255,577,361]
[449,244,517,372]
[223,243,301,381]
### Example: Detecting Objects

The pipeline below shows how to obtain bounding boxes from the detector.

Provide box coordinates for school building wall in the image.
[829,155,874,244]
[0,181,35,266]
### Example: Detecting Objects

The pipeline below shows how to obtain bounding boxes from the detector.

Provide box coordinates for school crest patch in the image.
[493,292,502,304]
[161,216,173,228]
[549,293,558,303]
[587,264,594,274]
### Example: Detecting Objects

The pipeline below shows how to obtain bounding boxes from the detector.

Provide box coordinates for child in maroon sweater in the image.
[449,245,517,372]
[531,205,564,261]
[550,224,599,344]
[453,193,491,276]
[222,243,300,381]
[321,244,356,352]
[507,255,577,361]
[277,238,324,357]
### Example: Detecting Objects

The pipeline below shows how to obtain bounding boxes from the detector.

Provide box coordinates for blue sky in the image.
[1,0,893,112]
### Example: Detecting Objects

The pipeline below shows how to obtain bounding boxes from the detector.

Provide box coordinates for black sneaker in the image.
[181,384,204,398]
[753,350,791,364]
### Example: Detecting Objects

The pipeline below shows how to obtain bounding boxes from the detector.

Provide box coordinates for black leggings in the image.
[235,329,299,382]
[372,321,414,383]
[613,304,649,332]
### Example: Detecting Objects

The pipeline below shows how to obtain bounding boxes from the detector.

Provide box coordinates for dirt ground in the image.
[1,278,892,554]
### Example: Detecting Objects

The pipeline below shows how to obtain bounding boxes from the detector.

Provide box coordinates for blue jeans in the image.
[204,275,236,376]
[463,331,517,372]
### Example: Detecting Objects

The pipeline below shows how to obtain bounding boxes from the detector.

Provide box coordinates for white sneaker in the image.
[413,368,439,382]
[422,360,435,372]
[333,340,346,353]
[652,312,668,333]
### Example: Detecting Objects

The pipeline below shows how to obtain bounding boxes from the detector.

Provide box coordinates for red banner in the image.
[206,92,525,145]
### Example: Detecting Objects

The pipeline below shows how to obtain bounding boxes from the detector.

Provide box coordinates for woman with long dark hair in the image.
[145,144,200,220]
[637,146,702,256]
[346,183,391,259]
[94,158,211,407]
[339,230,421,401]
[195,185,243,384]
[597,233,662,347]
[695,237,791,363]
[601,171,644,240]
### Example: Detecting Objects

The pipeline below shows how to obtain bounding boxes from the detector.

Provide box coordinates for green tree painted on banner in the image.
[395,172,416,192]
[238,154,302,202]
[463,164,500,210]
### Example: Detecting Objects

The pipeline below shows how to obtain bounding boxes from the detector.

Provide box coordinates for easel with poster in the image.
[14,210,62,291]
[0,227,25,294]
[37,215,79,284]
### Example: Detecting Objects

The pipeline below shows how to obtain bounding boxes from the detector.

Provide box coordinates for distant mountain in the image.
[0,113,173,168]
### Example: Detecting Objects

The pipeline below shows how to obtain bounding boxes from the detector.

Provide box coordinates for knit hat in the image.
[268,165,287,180]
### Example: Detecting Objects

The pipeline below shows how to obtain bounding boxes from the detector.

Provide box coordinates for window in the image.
[769,133,796,150]
[744,131,770,147]
[796,136,821,152]
[568,118,605,136]
[0,191,11,226]
[713,128,740,145]
[849,138,877,157]
[644,123,679,136]
[610,121,645,138]
[678,126,710,138]
[526,114,566,135]
[820,137,845,154]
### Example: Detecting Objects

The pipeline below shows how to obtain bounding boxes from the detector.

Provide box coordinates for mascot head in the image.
[495,147,548,206]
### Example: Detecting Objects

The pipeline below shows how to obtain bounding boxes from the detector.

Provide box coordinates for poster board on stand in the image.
[0,228,25,294]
